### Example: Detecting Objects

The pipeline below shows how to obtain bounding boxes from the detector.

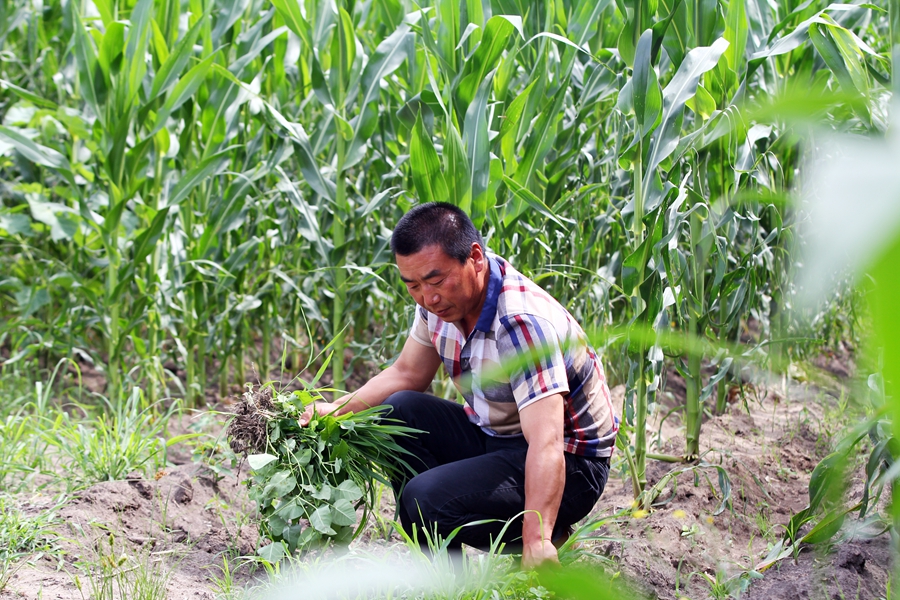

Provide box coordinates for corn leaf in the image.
[409,111,449,204]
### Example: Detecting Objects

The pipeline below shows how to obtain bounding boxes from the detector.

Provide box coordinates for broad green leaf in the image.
[150,19,169,64]
[98,21,126,80]
[331,498,357,527]
[723,0,747,72]
[260,101,335,201]
[71,8,103,119]
[437,0,462,70]
[499,79,535,167]
[443,124,470,210]
[464,70,494,214]
[685,84,715,119]
[569,0,613,47]
[808,450,847,511]
[632,29,662,141]
[343,23,413,170]
[26,196,78,241]
[645,38,729,180]
[0,212,32,236]
[166,147,233,208]
[93,0,114,26]
[264,471,297,498]
[131,207,169,264]
[695,0,718,46]
[0,127,71,172]
[618,0,653,65]
[457,16,522,110]
[212,0,251,41]
[150,16,204,99]
[15,286,50,318]
[0,80,57,110]
[334,479,363,502]
[229,26,288,78]
[809,20,868,103]
[309,505,336,535]
[502,176,566,228]
[150,54,215,136]
[270,0,313,48]
[409,111,449,204]
[746,9,843,74]
[660,0,688,68]
[360,23,412,98]
[310,53,334,107]
[123,0,153,99]
[312,484,333,501]
[223,236,262,274]
[257,541,286,562]
[247,453,278,470]
[800,509,846,544]
[329,6,356,106]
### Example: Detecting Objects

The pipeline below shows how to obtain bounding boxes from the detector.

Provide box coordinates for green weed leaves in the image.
[229,386,417,559]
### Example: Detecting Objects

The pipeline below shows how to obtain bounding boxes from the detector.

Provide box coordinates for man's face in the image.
[396,243,487,329]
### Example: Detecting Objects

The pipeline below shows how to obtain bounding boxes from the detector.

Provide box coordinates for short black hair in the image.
[390,202,484,263]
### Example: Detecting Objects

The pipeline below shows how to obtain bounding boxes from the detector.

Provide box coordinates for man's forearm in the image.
[522,443,566,546]
[333,364,428,414]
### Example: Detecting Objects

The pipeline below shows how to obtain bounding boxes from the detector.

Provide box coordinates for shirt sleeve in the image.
[498,313,570,410]
[409,306,433,347]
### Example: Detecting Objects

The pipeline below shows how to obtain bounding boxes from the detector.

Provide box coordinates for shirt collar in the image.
[474,256,502,333]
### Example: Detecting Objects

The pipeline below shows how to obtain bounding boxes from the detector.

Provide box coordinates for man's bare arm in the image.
[300,337,442,424]
[519,393,566,568]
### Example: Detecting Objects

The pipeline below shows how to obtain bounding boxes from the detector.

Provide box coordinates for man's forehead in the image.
[398,268,444,283]
[395,246,456,281]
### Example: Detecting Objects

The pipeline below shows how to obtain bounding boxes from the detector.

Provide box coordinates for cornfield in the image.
[0,0,898,595]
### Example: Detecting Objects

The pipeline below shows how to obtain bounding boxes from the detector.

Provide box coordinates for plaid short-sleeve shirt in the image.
[408,254,617,458]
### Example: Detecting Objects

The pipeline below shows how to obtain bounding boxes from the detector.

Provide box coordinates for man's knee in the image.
[399,473,445,528]
[384,390,419,411]
[383,390,420,416]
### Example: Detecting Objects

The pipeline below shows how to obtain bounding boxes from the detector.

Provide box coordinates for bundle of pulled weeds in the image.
[227,385,419,559]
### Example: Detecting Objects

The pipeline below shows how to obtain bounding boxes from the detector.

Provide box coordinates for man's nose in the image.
[425,292,440,307]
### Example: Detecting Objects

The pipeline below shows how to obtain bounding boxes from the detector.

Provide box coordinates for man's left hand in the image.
[521,539,560,569]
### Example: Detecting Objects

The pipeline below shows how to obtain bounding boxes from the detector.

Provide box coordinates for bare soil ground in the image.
[1,365,891,600]
[595,376,891,600]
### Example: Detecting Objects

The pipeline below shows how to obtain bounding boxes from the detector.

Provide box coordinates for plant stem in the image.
[685,211,705,459]
[331,0,350,392]
[632,137,647,495]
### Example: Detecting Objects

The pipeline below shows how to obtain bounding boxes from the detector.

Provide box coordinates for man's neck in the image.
[460,260,491,337]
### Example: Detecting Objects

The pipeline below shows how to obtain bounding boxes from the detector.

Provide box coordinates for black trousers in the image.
[383,391,609,550]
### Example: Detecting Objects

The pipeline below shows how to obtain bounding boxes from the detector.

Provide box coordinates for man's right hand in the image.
[299,402,341,426]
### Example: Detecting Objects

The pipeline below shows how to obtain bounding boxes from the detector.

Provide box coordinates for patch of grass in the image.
[41,387,188,489]
[0,494,63,593]
[72,532,171,600]
[0,412,54,493]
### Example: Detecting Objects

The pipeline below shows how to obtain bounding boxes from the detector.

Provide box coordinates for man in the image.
[300,202,616,567]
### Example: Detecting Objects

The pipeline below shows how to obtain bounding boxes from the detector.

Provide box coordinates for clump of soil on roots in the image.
[226,386,276,456]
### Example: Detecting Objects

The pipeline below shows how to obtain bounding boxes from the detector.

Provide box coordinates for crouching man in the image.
[301,202,616,567]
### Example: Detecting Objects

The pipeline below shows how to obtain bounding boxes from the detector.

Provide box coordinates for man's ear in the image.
[470,242,486,272]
